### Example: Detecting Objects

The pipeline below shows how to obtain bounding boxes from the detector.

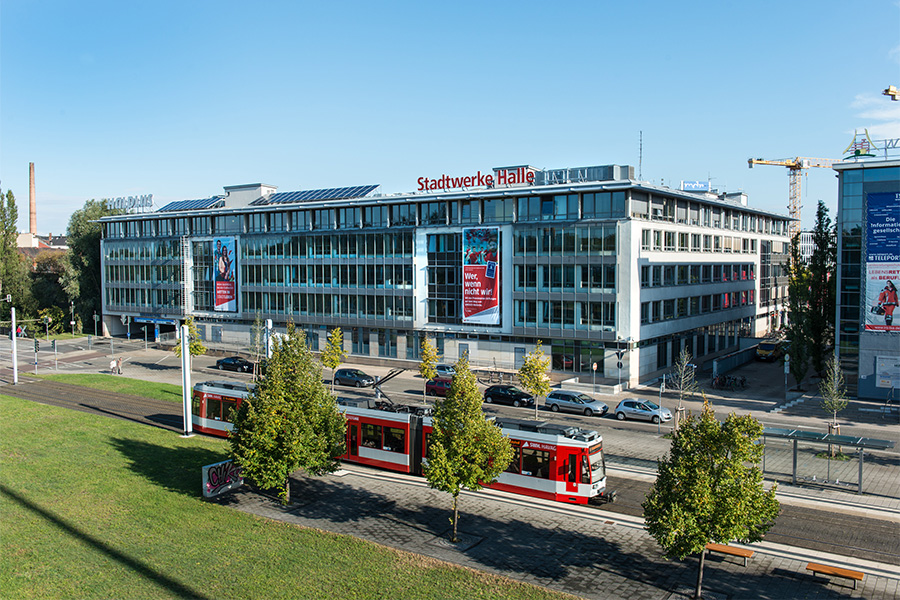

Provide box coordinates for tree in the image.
[172,317,207,358]
[423,355,513,542]
[670,348,699,430]
[0,188,36,319]
[785,235,811,390]
[321,327,347,394]
[819,355,848,453]
[30,252,71,310]
[64,199,122,331]
[643,398,779,600]
[418,335,439,401]
[518,341,551,419]
[807,201,836,376]
[229,324,346,505]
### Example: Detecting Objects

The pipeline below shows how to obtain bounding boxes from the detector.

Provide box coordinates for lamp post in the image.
[93,311,99,337]
[69,301,75,337]
[4,295,18,385]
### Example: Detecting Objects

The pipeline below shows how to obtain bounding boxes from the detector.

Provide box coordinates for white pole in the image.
[181,324,193,436]
[11,307,18,385]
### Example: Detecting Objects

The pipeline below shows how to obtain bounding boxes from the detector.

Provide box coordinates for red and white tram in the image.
[192,382,608,505]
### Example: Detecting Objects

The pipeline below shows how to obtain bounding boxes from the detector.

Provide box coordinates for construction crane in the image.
[747,156,838,239]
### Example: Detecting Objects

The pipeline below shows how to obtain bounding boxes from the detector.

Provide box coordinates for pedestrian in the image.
[117,357,123,375]
[110,358,117,375]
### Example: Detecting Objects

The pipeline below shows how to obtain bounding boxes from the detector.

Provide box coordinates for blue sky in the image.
[2,1,899,236]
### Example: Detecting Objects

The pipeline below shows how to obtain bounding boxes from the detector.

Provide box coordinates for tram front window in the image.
[589,444,606,482]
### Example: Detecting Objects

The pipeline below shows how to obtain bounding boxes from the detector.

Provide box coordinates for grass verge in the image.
[29,372,184,403]
[0,393,572,600]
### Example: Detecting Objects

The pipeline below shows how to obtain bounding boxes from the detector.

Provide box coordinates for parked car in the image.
[756,341,782,361]
[215,356,254,373]
[483,385,534,407]
[545,390,608,417]
[334,368,375,388]
[435,364,456,377]
[614,398,672,424]
[425,377,452,397]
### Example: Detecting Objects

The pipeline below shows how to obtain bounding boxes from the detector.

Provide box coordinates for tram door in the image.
[566,453,579,493]
[348,424,359,457]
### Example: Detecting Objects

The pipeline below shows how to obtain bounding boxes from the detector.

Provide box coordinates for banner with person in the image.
[213,237,237,312]
[462,227,500,325]
[865,192,900,332]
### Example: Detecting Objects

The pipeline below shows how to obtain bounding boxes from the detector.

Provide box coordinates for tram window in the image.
[582,455,591,484]
[568,454,577,483]
[206,398,222,420]
[361,423,382,448]
[505,446,521,473]
[522,449,550,479]
[192,395,201,416]
[223,400,237,422]
[383,427,405,453]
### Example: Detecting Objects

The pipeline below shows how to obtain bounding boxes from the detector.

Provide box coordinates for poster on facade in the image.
[213,237,237,312]
[875,356,900,389]
[864,192,900,332]
[462,227,500,325]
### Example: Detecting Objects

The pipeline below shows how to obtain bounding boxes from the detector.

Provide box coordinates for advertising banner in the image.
[214,237,237,312]
[462,227,500,325]
[875,355,900,389]
[864,192,900,332]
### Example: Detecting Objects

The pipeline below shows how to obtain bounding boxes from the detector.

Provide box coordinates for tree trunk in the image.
[694,549,705,599]
[283,476,291,506]
[451,494,459,543]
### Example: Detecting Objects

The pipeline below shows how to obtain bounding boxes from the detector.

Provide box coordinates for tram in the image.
[192,381,608,505]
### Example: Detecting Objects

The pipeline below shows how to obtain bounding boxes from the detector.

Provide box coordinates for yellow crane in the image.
[747,156,838,238]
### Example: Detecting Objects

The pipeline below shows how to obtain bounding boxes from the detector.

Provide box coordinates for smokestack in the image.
[29,162,36,235]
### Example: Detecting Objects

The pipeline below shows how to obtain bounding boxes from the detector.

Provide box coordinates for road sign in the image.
[615,351,625,360]
[617,361,623,369]
[592,362,598,371]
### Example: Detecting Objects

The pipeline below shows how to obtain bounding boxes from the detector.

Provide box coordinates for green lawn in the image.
[30,373,184,403]
[0,393,572,600]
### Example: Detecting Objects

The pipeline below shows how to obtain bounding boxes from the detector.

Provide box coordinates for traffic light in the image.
[34,339,40,353]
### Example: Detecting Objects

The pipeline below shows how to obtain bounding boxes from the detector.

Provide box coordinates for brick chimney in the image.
[29,162,36,235]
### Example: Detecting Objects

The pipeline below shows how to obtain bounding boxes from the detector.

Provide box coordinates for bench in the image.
[704,542,753,566]
[806,562,865,590]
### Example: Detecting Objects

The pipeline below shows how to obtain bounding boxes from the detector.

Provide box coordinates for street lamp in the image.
[4,295,18,385]
[70,301,75,337]
[93,311,99,337]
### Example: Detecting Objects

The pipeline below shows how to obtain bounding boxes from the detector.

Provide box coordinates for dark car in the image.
[334,368,375,388]
[215,356,254,373]
[426,377,452,397]
[483,385,534,408]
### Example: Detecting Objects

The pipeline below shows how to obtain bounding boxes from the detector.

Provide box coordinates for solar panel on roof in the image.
[157,196,224,212]
[251,184,378,206]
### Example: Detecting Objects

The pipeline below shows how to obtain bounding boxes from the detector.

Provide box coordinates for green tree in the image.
[172,317,207,358]
[0,188,36,319]
[785,235,811,390]
[418,335,439,401]
[518,341,551,419]
[321,327,347,394]
[670,348,699,430]
[30,252,71,310]
[229,324,346,504]
[423,356,513,542]
[807,201,836,375]
[64,199,122,328]
[819,355,848,454]
[643,398,779,600]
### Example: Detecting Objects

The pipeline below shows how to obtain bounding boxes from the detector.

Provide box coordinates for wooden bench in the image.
[704,542,753,566]
[806,562,865,590]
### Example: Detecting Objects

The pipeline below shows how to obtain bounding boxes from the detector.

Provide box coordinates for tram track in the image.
[4,378,898,566]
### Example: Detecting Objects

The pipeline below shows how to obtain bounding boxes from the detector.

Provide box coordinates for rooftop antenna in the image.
[638,131,643,180]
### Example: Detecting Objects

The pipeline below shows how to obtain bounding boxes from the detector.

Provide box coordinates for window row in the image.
[640,263,754,288]
[514,300,616,330]
[241,263,414,290]
[515,264,616,292]
[640,291,755,324]
[632,195,789,236]
[106,286,182,309]
[360,423,406,453]
[514,225,617,256]
[105,240,183,261]
[504,445,552,479]
[106,264,184,285]
[241,292,414,320]
[641,229,760,254]
[242,232,415,260]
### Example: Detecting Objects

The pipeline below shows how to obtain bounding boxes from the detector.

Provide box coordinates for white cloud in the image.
[851,92,900,141]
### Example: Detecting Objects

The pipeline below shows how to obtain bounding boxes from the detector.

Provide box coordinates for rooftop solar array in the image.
[157,196,225,213]
[250,184,379,206]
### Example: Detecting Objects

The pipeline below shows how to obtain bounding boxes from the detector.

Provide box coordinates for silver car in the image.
[614,398,672,424]
[545,390,609,417]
